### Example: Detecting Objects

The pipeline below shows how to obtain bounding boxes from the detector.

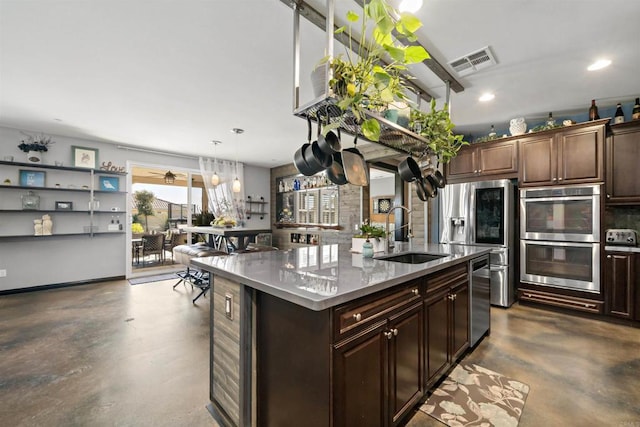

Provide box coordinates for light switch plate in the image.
[224,294,233,320]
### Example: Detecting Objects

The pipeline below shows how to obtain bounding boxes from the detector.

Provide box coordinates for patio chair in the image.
[164,231,188,262]
[141,233,165,266]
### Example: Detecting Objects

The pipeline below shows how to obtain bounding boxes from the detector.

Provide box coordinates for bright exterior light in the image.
[399,0,423,13]
[587,59,611,71]
[479,93,495,102]
[232,177,241,193]
[211,173,220,186]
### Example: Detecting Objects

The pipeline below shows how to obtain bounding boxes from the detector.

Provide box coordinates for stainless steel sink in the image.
[375,252,449,264]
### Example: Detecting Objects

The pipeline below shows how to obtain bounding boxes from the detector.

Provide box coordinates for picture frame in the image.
[19,170,46,187]
[374,197,392,214]
[99,176,119,191]
[55,201,73,211]
[72,146,98,169]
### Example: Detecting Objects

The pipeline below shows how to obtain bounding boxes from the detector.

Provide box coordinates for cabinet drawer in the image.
[334,282,421,339]
[519,289,603,314]
[424,263,468,295]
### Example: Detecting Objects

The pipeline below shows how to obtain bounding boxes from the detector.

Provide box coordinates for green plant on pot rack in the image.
[410,99,468,164]
[316,0,429,142]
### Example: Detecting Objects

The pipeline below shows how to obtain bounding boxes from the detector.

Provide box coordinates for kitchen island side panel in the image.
[212,276,242,426]
[256,291,333,427]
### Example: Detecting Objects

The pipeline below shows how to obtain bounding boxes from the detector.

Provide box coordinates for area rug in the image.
[129,273,178,285]
[420,364,530,427]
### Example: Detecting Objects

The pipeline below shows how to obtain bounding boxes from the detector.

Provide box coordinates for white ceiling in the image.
[1,0,639,169]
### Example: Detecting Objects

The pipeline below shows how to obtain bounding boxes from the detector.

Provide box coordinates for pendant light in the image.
[164,170,176,184]
[231,128,243,193]
[210,140,221,186]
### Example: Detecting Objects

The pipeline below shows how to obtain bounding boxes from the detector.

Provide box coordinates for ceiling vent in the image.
[448,46,497,76]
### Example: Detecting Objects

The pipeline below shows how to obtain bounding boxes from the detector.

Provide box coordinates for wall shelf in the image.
[246,196,268,220]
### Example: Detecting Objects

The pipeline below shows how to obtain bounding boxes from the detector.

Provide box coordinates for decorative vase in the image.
[362,239,374,258]
[509,117,527,136]
[27,151,42,163]
[351,237,385,253]
[42,214,53,235]
[34,219,43,236]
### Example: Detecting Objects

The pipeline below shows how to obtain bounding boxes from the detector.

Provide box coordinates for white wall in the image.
[0,125,271,291]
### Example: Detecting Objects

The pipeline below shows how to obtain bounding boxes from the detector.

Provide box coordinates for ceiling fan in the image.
[147,170,187,184]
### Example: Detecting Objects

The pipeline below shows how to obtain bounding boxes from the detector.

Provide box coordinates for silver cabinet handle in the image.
[478,169,482,173]
[353,313,362,322]
[384,331,393,340]
[607,255,612,259]
[392,328,398,336]
[606,194,611,199]
[412,288,419,296]
[558,177,563,181]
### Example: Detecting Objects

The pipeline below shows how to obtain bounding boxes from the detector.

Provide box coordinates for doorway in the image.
[127,164,205,278]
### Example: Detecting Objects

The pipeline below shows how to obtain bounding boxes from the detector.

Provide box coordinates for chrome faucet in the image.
[385,205,412,251]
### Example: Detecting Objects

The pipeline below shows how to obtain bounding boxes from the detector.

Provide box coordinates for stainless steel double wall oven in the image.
[519,184,601,293]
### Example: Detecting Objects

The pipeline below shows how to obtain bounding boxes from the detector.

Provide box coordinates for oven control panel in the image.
[605,229,638,246]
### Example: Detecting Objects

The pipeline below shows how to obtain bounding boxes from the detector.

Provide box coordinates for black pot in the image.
[424,174,439,197]
[293,117,319,176]
[342,134,369,186]
[318,127,342,156]
[398,157,422,183]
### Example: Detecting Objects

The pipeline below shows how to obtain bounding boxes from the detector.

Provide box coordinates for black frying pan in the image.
[326,151,348,185]
[342,134,369,186]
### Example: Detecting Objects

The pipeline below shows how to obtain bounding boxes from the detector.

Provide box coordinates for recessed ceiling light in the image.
[587,59,611,71]
[399,0,423,13]
[479,93,495,102]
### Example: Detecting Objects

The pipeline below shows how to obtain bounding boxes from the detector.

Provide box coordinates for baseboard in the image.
[0,276,125,296]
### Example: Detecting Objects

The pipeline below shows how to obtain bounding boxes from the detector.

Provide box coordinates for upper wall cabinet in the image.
[519,120,606,187]
[606,121,640,204]
[445,139,518,183]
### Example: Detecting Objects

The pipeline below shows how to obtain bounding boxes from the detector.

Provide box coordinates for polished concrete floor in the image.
[1,279,639,426]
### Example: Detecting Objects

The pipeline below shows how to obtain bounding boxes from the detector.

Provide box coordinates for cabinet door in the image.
[477,140,518,177]
[605,252,635,319]
[519,134,555,186]
[388,303,423,427]
[333,322,387,427]
[424,288,449,386]
[606,123,640,203]
[451,281,470,361]
[557,125,604,185]
[446,145,476,179]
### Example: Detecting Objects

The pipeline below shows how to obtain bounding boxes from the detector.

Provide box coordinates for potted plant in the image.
[410,99,468,164]
[352,220,386,253]
[17,133,55,163]
[316,0,429,142]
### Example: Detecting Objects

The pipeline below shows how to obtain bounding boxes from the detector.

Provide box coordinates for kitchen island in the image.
[192,242,490,427]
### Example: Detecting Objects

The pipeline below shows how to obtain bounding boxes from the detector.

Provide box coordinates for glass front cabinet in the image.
[275,173,338,227]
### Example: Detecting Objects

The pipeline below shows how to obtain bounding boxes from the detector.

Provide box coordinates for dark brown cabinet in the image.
[604,251,637,320]
[333,299,423,427]
[519,121,605,187]
[446,139,518,182]
[606,121,640,204]
[424,264,469,387]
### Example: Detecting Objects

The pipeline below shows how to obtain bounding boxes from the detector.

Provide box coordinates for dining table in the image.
[183,225,272,252]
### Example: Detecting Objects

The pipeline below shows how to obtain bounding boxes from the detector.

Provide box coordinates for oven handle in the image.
[521,240,597,248]
[521,195,595,203]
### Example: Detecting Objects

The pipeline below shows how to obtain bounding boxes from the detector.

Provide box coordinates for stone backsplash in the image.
[605,206,640,232]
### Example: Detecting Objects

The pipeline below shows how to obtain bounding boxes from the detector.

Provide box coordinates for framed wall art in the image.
[72,146,98,169]
[99,176,119,191]
[55,201,73,211]
[19,170,46,187]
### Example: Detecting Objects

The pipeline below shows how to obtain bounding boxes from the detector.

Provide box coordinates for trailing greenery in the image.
[410,99,468,164]
[319,0,429,142]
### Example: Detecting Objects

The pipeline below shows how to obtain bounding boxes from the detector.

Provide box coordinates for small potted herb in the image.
[352,219,386,253]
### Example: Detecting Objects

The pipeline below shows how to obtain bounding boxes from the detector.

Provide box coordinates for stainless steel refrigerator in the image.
[439,179,516,308]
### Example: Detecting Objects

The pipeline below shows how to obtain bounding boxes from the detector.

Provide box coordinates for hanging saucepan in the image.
[432,161,446,189]
[416,175,437,201]
[424,174,439,197]
[342,133,369,186]
[317,113,342,155]
[418,153,446,189]
[397,156,422,183]
[415,177,428,202]
[293,116,317,176]
[303,118,332,174]
[325,130,348,185]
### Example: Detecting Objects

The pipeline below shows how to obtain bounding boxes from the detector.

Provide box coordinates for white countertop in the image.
[192,242,490,311]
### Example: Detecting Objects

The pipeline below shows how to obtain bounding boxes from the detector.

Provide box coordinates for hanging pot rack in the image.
[287,0,461,157]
